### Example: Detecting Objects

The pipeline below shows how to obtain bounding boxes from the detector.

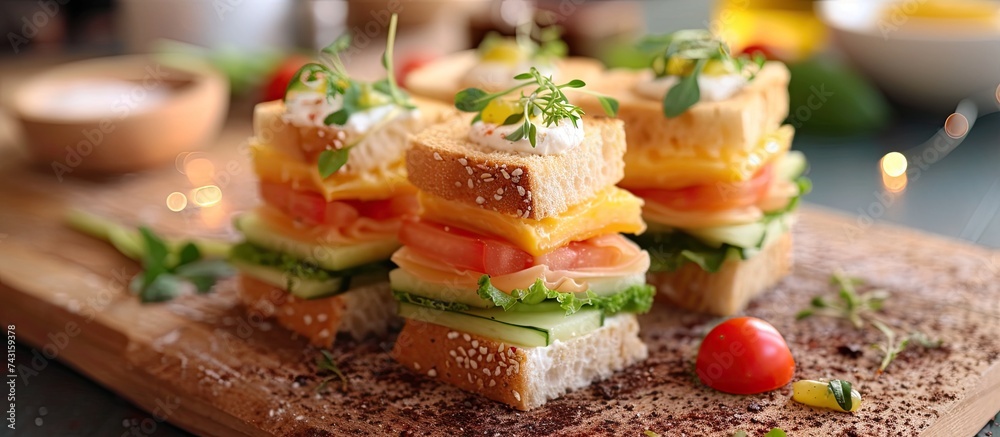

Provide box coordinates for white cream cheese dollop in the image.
[461,61,559,91]
[634,74,748,103]
[283,91,418,135]
[468,118,584,156]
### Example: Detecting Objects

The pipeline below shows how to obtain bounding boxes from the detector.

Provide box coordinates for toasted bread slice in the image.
[252,96,456,174]
[406,116,626,220]
[237,274,396,347]
[578,62,790,156]
[649,231,792,316]
[392,313,647,411]
[404,50,605,103]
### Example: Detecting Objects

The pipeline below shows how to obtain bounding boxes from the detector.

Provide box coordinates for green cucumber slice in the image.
[390,268,646,308]
[232,259,348,299]
[397,303,603,347]
[389,268,491,308]
[234,212,399,271]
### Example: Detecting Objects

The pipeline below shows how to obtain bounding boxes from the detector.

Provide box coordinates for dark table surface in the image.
[5,106,1000,436]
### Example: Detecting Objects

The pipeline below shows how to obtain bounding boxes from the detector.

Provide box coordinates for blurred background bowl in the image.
[818,0,1000,111]
[10,55,228,175]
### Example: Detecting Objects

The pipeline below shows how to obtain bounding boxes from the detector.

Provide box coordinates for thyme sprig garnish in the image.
[315,350,348,392]
[454,67,618,147]
[285,13,412,178]
[638,29,764,117]
[797,271,943,373]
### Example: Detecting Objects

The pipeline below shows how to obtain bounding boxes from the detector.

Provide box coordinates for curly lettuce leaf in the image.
[230,242,390,281]
[476,275,655,316]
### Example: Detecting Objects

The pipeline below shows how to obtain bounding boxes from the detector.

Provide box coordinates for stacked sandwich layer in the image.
[590,62,809,315]
[391,117,655,410]
[231,99,441,347]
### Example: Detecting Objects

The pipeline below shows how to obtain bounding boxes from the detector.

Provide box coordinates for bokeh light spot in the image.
[166,192,187,212]
[881,152,907,177]
[191,185,222,207]
[944,113,969,139]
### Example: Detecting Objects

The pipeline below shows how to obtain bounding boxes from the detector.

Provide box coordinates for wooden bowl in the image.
[9,55,228,175]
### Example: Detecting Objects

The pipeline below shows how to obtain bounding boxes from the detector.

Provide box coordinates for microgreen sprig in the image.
[797,271,943,373]
[454,67,618,147]
[638,29,764,117]
[796,271,888,328]
[315,350,348,392]
[284,14,412,178]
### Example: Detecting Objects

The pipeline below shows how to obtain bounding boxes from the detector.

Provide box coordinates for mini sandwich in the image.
[390,69,655,410]
[579,30,810,316]
[404,25,603,103]
[231,15,452,347]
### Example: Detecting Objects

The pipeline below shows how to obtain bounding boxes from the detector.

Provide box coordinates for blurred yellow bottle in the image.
[712,0,827,61]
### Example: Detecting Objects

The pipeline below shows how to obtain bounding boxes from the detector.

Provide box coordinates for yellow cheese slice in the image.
[622,125,794,189]
[419,187,647,256]
[251,142,415,201]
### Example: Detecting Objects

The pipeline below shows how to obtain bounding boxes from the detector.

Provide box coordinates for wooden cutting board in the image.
[0,128,998,437]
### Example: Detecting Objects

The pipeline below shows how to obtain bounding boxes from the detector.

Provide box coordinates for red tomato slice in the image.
[399,219,534,276]
[260,182,416,227]
[631,164,774,212]
[695,317,795,395]
[346,195,419,221]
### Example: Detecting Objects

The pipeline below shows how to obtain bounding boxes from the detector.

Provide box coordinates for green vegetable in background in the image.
[786,57,891,135]
[66,210,234,303]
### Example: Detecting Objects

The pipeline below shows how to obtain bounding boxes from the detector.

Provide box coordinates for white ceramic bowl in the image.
[818,0,1000,110]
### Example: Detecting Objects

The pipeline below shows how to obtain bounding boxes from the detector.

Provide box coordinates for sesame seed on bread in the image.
[405,116,627,220]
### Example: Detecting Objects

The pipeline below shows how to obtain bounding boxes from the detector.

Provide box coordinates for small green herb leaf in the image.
[501,113,524,126]
[139,273,187,303]
[513,72,533,80]
[455,88,492,112]
[318,148,350,178]
[322,34,352,56]
[643,431,661,437]
[663,58,705,117]
[325,109,349,126]
[177,242,202,267]
[597,96,619,117]
[564,79,586,88]
[174,259,234,293]
[828,379,853,412]
[732,431,748,437]
[795,309,814,320]
[763,429,787,437]
[315,350,348,392]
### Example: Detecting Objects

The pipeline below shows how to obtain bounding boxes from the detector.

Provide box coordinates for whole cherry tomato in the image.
[695,317,795,395]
